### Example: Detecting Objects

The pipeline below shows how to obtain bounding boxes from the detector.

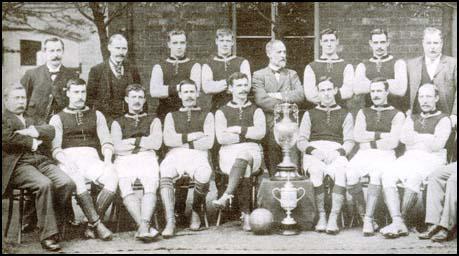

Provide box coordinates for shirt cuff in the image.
[336,148,346,156]
[305,146,316,155]
[31,139,38,152]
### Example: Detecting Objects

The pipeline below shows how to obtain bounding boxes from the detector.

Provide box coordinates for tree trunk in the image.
[89,3,109,60]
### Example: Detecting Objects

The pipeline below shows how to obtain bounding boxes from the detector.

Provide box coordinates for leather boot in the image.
[418,224,440,240]
[160,178,176,238]
[314,185,327,232]
[190,181,209,231]
[362,184,381,236]
[326,185,345,235]
[96,189,116,221]
[76,192,103,240]
[401,188,418,222]
[380,187,408,238]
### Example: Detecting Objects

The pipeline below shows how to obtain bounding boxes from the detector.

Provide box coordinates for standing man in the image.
[111,84,162,242]
[2,83,75,251]
[212,72,266,231]
[253,40,305,176]
[201,28,251,113]
[149,29,201,120]
[49,78,118,241]
[21,37,79,123]
[159,79,214,238]
[346,78,405,236]
[380,83,452,239]
[303,28,354,110]
[297,76,354,235]
[87,34,141,124]
[354,28,408,112]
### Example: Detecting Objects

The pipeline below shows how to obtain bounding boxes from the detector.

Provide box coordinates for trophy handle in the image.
[272,188,282,202]
[296,187,306,202]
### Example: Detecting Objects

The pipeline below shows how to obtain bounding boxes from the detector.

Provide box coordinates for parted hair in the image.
[320,28,338,40]
[227,72,248,86]
[125,84,146,97]
[370,77,390,91]
[64,78,86,91]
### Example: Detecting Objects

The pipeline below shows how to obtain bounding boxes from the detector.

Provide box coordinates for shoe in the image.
[418,225,440,240]
[40,238,61,251]
[84,226,96,239]
[241,212,251,232]
[212,193,234,209]
[189,210,202,231]
[326,213,339,235]
[94,222,113,241]
[315,213,327,232]
[380,221,409,239]
[362,217,375,236]
[431,228,448,243]
[162,220,176,238]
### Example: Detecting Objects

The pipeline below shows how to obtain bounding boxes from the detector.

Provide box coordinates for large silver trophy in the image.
[272,102,304,181]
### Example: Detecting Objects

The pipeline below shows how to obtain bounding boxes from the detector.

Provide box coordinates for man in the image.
[418,160,457,242]
[87,34,141,123]
[159,79,214,237]
[201,28,251,113]
[149,29,201,120]
[407,27,456,124]
[212,72,266,231]
[297,76,354,235]
[346,77,405,236]
[111,84,162,242]
[380,83,452,238]
[49,78,118,241]
[303,28,354,110]
[354,28,408,112]
[21,37,79,123]
[253,39,305,176]
[2,83,75,251]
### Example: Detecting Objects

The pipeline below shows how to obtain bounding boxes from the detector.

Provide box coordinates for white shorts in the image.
[160,148,210,179]
[59,147,112,184]
[115,151,159,180]
[348,148,396,177]
[219,142,262,175]
[302,140,348,179]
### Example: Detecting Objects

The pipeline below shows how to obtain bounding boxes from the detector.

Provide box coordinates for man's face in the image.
[229,78,250,102]
[216,35,234,57]
[168,34,187,59]
[5,88,27,115]
[125,90,145,113]
[108,37,128,64]
[44,41,64,67]
[418,85,438,112]
[423,33,443,59]
[66,84,87,109]
[370,82,389,106]
[267,41,287,68]
[369,33,389,58]
[320,34,338,56]
[317,80,337,106]
[178,83,197,108]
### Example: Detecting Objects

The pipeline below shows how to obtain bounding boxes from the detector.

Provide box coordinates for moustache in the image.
[133,103,141,107]
[16,106,25,110]
[51,57,62,61]
[116,54,125,58]
[372,97,381,100]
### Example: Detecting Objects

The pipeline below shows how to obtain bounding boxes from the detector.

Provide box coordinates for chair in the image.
[4,188,33,244]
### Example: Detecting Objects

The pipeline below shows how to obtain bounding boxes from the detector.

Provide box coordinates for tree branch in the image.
[74,3,94,22]
[104,3,129,27]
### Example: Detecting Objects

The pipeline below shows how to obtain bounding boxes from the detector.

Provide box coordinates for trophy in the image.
[272,178,306,235]
[272,102,304,181]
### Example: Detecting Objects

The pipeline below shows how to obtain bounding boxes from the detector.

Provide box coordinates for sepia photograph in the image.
[2,2,457,254]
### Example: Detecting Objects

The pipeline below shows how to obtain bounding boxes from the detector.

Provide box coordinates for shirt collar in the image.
[64,106,89,113]
[125,112,147,119]
[317,104,340,111]
[228,100,252,108]
[420,109,441,117]
[214,55,237,62]
[370,104,393,110]
[369,55,393,63]
[268,64,283,73]
[425,55,442,64]
[179,106,201,112]
[47,63,61,73]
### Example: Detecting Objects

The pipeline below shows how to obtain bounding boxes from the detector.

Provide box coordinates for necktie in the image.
[50,71,59,81]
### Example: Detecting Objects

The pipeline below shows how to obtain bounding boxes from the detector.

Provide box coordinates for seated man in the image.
[297,76,355,235]
[111,84,162,242]
[2,83,75,251]
[418,160,457,242]
[380,83,452,238]
[346,78,405,236]
[160,79,215,238]
[212,72,266,231]
[49,78,118,241]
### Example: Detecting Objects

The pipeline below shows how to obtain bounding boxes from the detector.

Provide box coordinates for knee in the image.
[346,168,360,185]
[159,164,176,178]
[369,171,383,184]
[236,151,253,162]
[36,178,53,192]
[194,167,212,184]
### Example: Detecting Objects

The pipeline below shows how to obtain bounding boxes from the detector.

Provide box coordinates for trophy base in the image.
[278,223,300,236]
[271,166,305,181]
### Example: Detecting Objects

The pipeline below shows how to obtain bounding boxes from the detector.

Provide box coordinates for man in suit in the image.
[87,34,141,124]
[253,40,305,176]
[2,83,75,251]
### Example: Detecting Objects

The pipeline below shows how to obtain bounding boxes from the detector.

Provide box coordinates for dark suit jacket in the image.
[2,110,56,196]
[20,64,79,123]
[407,55,457,115]
[87,60,141,123]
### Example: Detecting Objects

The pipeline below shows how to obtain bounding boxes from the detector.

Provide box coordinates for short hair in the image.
[320,28,338,40]
[317,76,335,87]
[265,40,284,54]
[168,29,186,42]
[44,37,64,51]
[3,82,26,100]
[370,77,389,91]
[370,28,388,41]
[178,79,197,92]
[216,28,234,39]
[423,27,443,41]
[125,84,145,97]
[418,83,439,96]
[64,78,86,91]
[227,72,248,86]
[108,34,127,45]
